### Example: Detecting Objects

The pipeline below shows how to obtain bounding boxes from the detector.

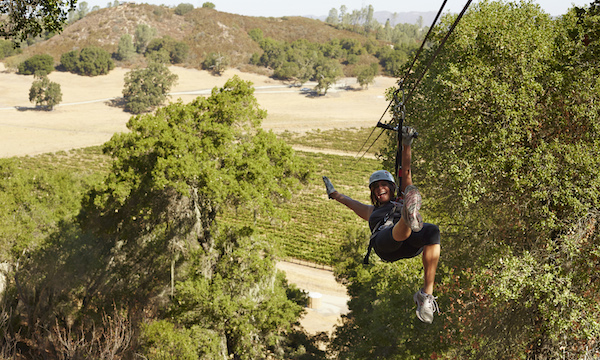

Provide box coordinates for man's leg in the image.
[414,242,441,324]
[422,243,440,295]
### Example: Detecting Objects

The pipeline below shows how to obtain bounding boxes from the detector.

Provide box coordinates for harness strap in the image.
[363,203,399,265]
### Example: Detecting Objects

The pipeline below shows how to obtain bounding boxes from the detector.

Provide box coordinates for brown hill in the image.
[22,3,376,70]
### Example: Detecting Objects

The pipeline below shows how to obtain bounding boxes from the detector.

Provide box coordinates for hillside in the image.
[21,3,378,70]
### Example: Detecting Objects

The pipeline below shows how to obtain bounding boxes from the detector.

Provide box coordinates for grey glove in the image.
[322,176,336,199]
[402,126,418,146]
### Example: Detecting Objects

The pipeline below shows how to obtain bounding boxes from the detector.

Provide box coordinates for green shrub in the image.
[77,46,114,76]
[134,24,157,54]
[60,46,114,76]
[116,34,135,61]
[29,75,62,110]
[60,50,79,72]
[145,36,189,64]
[0,39,22,59]
[201,52,229,75]
[139,320,203,360]
[17,54,54,75]
[174,3,194,15]
[122,61,178,114]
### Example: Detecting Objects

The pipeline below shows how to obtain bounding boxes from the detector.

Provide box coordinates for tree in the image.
[378,1,600,358]
[202,52,229,75]
[68,1,89,22]
[313,57,342,95]
[60,46,114,76]
[0,39,22,58]
[29,74,62,110]
[17,54,54,75]
[0,0,77,43]
[81,76,310,358]
[134,23,157,54]
[116,34,135,61]
[145,35,189,64]
[122,61,178,113]
[77,46,114,75]
[326,8,339,26]
[8,76,312,358]
[356,63,378,89]
[201,2,215,9]
[174,3,193,15]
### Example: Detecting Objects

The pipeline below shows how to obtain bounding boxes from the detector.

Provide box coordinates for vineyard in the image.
[226,150,382,265]
[2,127,385,267]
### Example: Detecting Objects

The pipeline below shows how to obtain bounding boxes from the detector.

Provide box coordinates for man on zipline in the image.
[322,126,441,323]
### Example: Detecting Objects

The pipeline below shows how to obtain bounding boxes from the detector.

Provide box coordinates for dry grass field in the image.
[0,63,396,158]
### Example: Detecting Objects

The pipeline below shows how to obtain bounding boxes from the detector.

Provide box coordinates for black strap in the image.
[363,239,374,265]
[363,204,399,265]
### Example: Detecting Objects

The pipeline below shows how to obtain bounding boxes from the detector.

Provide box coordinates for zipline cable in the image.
[355,0,472,161]
[354,0,449,160]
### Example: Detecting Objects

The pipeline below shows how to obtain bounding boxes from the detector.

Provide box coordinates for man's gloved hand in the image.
[402,126,418,146]
[322,176,336,199]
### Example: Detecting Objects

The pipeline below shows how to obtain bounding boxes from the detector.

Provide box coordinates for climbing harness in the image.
[364,202,401,264]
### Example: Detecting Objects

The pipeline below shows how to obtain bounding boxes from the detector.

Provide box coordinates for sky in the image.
[85,0,592,18]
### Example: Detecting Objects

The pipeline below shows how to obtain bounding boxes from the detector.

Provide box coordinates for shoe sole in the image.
[404,186,423,232]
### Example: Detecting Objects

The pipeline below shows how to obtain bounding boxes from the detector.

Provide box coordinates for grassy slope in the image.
[11,4,378,72]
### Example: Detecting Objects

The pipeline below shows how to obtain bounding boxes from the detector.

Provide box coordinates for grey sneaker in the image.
[413,289,440,324]
[402,185,423,232]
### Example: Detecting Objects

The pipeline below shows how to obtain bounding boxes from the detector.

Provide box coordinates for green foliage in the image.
[0,0,76,43]
[17,53,54,75]
[201,52,229,75]
[375,1,600,358]
[60,46,115,76]
[375,45,412,77]
[116,33,135,61]
[122,61,178,113]
[3,78,313,358]
[0,39,22,59]
[174,3,194,16]
[68,1,90,23]
[78,76,309,357]
[248,28,264,43]
[0,148,108,265]
[103,76,308,235]
[139,320,209,360]
[168,232,304,359]
[330,242,446,359]
[356,62,379,89]
[145,35,189,64]
[314,57,343,95]
[134,23,157,54]
[28,74,62,110]
[253,37,358,84]
[59,49,78,71]
[201,2,215,9]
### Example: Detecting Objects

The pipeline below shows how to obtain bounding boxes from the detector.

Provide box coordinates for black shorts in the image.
[372,222,441,262]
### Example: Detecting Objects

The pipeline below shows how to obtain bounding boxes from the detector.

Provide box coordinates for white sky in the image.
[85,0,591,18]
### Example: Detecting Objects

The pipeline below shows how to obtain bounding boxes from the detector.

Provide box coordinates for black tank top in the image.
[368,201,402,232]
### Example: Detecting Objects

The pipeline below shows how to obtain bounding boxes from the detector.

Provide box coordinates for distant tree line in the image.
[325,4,427,46]
[248,23,424,91]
